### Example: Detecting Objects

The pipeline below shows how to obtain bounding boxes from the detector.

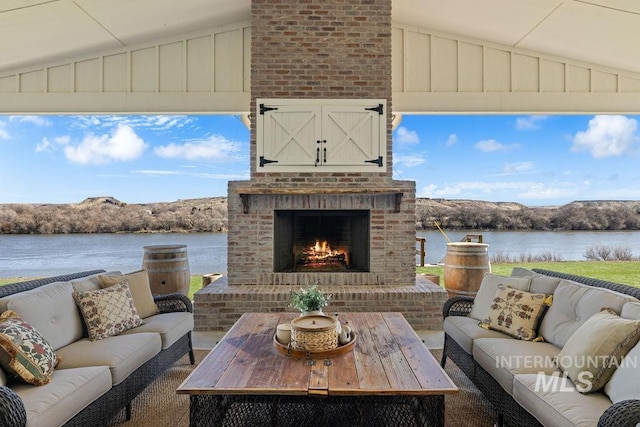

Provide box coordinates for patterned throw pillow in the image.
[480,285,549,341]
[73,282,143,341]
[0,310,59,385]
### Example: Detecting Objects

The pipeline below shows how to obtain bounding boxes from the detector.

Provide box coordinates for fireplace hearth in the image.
[274,210,370,273]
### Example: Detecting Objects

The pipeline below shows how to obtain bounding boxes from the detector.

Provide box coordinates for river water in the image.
[0,230,638,278]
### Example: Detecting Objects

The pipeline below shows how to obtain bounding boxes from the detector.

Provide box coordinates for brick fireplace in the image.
[194,0,447,331]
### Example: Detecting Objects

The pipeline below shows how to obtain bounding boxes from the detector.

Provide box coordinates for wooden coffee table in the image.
[177,312,457,426]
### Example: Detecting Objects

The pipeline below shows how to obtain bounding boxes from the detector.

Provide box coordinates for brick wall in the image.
[226,0,416,286]
[250,0,393,178]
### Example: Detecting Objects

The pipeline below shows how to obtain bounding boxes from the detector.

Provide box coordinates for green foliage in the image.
[289,284,332,312]
[417,261,640,287]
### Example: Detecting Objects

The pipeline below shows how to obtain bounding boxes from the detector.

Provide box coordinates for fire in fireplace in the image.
[274,210,370,273]
[296,239,349,271]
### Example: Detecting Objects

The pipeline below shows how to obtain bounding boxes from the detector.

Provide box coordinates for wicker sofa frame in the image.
[0,270,195,427]
[441,269,640,427]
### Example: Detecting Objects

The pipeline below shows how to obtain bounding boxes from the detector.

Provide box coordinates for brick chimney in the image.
[250,0,393,177]
[226,0,416,287]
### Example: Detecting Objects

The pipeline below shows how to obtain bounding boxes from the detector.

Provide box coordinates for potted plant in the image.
[290,284,331,316]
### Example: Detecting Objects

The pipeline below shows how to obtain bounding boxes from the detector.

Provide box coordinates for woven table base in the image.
[189,394,444,427]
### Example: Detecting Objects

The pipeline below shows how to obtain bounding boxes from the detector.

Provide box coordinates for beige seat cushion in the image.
[468,274,532,321]
[473,337,561,395]
[513,373,612,427]
[120,311,194,349]
[99,269,159,318]
[14,366,111,427]
[56,332,161,385]
[443,316,512,354]
[539,279,638,348]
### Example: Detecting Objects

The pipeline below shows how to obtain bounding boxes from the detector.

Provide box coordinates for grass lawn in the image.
[3,261,638,301]
[417,261,640,288]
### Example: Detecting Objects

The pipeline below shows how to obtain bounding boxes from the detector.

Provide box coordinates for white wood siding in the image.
[2,21,640,114]
[392,26,640,113]
[0,22,251,114]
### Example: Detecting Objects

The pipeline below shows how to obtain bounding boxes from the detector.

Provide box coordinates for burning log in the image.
[295,240,349,271]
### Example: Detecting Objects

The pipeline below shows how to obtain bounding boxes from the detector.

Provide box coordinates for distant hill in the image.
[1,197,639,234]
[415,198,640,231]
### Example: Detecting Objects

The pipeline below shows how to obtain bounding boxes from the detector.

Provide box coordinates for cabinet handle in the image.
[323,147,327,163]
[315,148,320,166]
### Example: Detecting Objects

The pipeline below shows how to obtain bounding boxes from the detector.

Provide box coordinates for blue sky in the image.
[1,114,639,206]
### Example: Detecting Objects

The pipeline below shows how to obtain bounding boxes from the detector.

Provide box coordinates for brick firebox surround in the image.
[194,0,447,331]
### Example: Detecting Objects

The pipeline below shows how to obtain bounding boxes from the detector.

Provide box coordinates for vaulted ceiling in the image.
[2,0,640,75]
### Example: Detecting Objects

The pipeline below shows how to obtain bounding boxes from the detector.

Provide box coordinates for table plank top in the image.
[177,312,458,397]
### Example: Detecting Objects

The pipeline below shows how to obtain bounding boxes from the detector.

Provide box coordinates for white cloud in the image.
[394,154,426,168]
[71,115,193,131]
[9,116,52,127]
[154,136,237,160]
[35,135,70,153]
[36,138,53,152]
[133,170,182,176]
[476,139,520,152]
[419,180,582,202]
[394,126,419,144]
[515,115,549,130]
[572,115,639,158]
[0,121,9,139]
[445,134,458,147]
[501,161,535,175]
[64,124,147,164]
[132,169,249,181]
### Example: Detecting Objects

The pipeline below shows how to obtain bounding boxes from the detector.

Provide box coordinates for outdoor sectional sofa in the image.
[0,269,194,427]
[442,268,640,427]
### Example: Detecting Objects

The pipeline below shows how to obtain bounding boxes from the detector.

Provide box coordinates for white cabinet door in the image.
[322,103,383,167]
[257,99,386,171]
[258,103,321,167]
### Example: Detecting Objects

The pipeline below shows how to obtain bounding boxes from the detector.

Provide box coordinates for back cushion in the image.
[509,267,562,294]
[603,302,640,403]
[70,270,122,293]
[4,281,84,350]
[621,301,640,320]
[539,279,638,348]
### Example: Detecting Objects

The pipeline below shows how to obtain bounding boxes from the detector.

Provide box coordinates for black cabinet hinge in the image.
[259,104,278,115]
[259,156,278,167]
[365,104,384,115]
[365,156,383,167]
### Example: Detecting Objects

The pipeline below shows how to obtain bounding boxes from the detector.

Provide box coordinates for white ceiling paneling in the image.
[392,0,563,46]
[519,1,640,73]
[0,1,54,13]
[2,0,640,77]
[0,1,119,72]
[75,0,250,45]
[579,0,640,15]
